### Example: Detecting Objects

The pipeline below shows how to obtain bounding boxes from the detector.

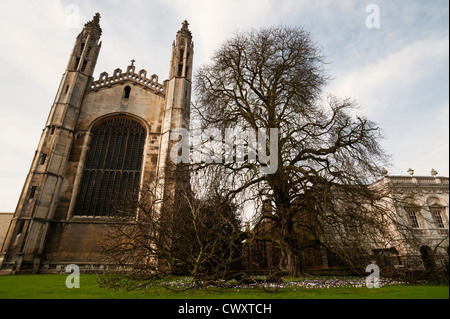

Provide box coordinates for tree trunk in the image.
[278,209,302,276]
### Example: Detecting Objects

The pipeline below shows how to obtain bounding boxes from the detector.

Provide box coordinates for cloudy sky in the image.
[0,0,448,212]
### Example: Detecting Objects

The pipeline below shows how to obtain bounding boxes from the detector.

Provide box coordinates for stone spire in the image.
[66,13,102,76]
[83,13,102,37]
[169,20,194,80]
[178,20,192,39]
[0,14,104,274]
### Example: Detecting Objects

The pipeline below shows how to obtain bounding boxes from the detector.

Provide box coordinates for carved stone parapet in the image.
[90,66,165,94]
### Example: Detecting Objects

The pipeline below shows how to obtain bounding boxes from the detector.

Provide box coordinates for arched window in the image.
[74,116,146,217]
[427,196,448,229]
[123,85,131,99]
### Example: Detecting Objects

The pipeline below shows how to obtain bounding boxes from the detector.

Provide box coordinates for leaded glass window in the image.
[409,211,420,228]
[74,116,146,216]
[433,210,445,229]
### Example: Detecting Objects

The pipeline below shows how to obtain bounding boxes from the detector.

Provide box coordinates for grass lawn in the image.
[0,274,448,299]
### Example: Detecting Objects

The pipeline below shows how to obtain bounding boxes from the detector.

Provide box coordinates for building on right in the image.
[243,168,449,274]
[369,168,449,272]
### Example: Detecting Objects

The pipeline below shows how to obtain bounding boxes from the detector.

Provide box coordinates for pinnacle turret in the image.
[66,13,102,75]
[83,13,102,37]
[169,20,194,80]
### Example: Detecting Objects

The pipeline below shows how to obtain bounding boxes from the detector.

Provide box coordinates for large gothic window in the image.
[74,116,146,217]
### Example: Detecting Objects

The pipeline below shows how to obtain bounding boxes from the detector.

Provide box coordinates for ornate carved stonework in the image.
[90,64,165,95]
[0,17,193,274]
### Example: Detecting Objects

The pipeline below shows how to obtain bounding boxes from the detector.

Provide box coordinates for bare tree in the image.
[193,25,395,275]
[97,173,245,291]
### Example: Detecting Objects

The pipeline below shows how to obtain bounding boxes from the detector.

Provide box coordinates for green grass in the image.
[0,274,448,299]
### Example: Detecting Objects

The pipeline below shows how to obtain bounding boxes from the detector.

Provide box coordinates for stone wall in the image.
[0,213,13,249]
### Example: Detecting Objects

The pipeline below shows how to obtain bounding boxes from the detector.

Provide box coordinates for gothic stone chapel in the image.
[0,14,193,274]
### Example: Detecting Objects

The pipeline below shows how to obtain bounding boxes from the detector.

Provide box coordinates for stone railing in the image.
[390,176,449,185]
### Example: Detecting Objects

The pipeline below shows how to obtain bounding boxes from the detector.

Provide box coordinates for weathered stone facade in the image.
[0,213,13,249]
[371,169,449,271]
[243,170,449,273]
[0,14,193,274]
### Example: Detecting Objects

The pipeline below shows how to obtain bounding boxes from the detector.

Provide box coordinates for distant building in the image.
[243,169,449,273]
[0,213,13,249]
[371,169,449,271]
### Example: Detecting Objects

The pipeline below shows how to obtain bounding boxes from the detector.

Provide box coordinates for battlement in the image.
[90,64,165,94]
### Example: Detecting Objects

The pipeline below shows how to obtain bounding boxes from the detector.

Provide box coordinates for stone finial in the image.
[407,168,414,176]
[93,13,101,25]
[182,20,189,30]
[177,20,192,39]
[85,13,101,27]
[431,168,438,177]
[83,12,102,36]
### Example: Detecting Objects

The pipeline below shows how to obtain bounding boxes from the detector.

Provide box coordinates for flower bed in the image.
[158,276,407,290]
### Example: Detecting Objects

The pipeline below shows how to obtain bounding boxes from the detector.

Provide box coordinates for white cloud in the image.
[388,100,449,177]
[156,0,278,67]
[326,36,449,177]
[327,37,449,117]
[0,0,448,211]
[0,1,73,91]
